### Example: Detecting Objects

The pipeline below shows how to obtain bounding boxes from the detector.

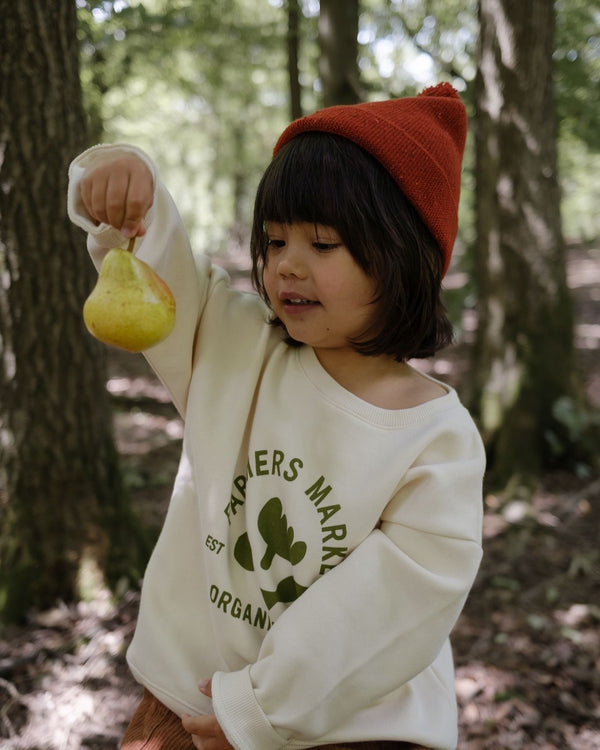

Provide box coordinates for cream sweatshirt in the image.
[68,144,485,750]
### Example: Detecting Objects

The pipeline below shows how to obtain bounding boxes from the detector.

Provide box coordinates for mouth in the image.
[279,292,319,314]
[284,298,315,306]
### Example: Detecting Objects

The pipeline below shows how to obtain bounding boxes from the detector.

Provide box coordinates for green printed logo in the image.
[261,576,307,609]
[234,497,308,609]
[221,455,348,620]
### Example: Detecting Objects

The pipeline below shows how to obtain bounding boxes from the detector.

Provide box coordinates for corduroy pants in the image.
[120,690,427,749]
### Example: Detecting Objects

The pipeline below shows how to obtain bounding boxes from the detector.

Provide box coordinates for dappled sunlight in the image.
[456,662,543,739]
[575,323,600,350]
[113,410,183,456]
[0,596,142,749]
[456,652,600,749]
[107,374,172,403]
[522,201,561,296]
[456,602,600,748]
[452,470,600,748]
[568,255,600,291]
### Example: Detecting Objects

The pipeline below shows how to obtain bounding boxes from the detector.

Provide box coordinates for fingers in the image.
[122,163,154,236]
[182,679,218,747]
[181,714,233,750]
[182,713,219,734]
[190,737,225,750]
[84,168,129,231]
[198,678,212,697]
[80,156,153,237]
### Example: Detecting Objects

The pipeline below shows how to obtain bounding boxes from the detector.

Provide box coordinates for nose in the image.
[276,242,308,279]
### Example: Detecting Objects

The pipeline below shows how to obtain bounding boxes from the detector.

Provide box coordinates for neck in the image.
[314,345,404,391]
[312,346,446,410]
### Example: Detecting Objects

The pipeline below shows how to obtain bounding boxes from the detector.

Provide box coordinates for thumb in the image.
[198,678,212,698]
[121,220,146,239]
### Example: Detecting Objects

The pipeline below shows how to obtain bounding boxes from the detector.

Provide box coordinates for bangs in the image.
[253,132,352,230]
[250,132,375,292]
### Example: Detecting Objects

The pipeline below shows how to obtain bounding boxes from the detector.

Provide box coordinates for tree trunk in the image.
[287,0,303,120]
[319,0,361,106]
[472,0,577,485]
[0,0,148,622]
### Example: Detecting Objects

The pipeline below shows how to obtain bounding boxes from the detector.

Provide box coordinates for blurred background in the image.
[1,1,599,748]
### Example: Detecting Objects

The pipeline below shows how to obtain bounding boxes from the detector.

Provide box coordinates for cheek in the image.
[262,262,277,306]
[320,255,377,309]
[336,276,378,312]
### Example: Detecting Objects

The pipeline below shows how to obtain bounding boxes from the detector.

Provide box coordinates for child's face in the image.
[263,222,377,354]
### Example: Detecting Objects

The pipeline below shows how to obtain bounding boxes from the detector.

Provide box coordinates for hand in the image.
[80,156,153,238]
[182,679,234,750]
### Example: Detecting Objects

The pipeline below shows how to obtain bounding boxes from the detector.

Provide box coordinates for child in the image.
[68,83,485,750]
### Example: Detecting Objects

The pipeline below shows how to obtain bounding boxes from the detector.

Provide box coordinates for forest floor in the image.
[1,243,599,749]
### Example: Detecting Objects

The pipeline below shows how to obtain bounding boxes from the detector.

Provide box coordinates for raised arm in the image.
[68,144,208,415]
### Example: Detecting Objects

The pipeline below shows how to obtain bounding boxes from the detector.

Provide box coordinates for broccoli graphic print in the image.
[234,497,308,609]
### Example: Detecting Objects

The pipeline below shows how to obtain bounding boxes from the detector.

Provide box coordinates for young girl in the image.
[68,83,485,750]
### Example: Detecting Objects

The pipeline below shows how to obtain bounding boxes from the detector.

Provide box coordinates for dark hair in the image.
[250,132,453,361]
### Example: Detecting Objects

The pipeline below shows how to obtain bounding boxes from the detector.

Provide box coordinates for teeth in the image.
[287,299,312,305]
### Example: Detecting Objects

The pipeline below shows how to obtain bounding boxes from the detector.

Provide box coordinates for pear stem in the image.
[126,237,136,253]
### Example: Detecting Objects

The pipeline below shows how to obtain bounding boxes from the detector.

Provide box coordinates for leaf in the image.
[260,576,308,609]
[258,497,307,570]
[233,532,254,571]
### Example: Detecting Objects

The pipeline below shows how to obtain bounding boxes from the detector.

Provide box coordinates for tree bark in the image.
[319,0,361,106]
[0,0,148,621]
[472,0,578,484]
[287,0,303,120]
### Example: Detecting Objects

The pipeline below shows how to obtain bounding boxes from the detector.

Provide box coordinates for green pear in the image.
[83,239,176,352]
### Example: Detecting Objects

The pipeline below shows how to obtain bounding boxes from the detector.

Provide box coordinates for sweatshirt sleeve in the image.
[67,143,214,416]
[211,420,484,749]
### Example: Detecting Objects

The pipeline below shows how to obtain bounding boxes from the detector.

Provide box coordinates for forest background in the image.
[0,0,599,748]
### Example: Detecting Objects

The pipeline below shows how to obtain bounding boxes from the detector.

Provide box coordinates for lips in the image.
[279,290,317,304]
[278,290,319,314]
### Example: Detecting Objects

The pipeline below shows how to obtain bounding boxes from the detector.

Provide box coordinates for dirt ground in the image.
[1,245,599,749]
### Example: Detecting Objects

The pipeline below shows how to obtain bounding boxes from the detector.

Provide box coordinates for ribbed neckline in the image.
[296,346,459,429]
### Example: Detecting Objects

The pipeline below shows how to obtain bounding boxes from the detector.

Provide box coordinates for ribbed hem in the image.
[212,667,288,750]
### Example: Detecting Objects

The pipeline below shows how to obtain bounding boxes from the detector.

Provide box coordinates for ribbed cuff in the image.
[212,667,287,750]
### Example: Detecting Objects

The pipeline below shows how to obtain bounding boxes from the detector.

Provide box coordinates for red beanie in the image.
[273,83,467,276]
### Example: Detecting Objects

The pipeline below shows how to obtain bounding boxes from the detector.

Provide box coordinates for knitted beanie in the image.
[273,83,467,276]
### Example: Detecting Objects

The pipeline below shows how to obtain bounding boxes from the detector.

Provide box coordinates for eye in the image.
[266,238,285,249]
[313,241,340,252]
[313,224,342,252]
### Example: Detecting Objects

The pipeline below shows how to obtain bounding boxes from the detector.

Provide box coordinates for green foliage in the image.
[555,0,600,151]
[554,0,600,240]
[77,0,290,252]
[76,0,598,256]
[559,129,600,242]
[358,0,478,99]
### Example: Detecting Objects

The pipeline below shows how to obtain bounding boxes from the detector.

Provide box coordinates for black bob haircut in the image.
[250,131,453,362]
